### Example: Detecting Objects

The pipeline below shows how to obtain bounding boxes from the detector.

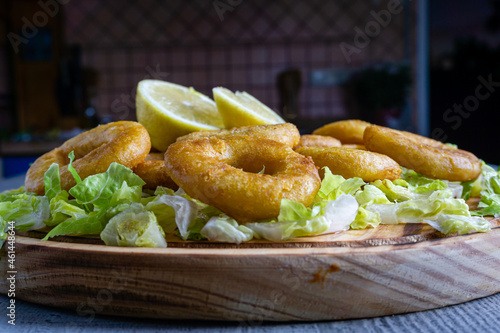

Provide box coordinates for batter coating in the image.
[341,144,366,150]
[133,153,178,190]
[312,119,371,144]
[176,123,300,148]
[25,121,151,195]
[363,125,481,181]
[165,136,321,222]
[294,135,342,149]
[296,146,401,182]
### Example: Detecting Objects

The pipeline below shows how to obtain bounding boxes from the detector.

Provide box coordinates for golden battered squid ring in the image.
[341,144,366,150]
[296,147,401,182]
[133,153,178,190]
[312,119,371,144]
[176,123,300,148]
[165,136,321,222]
[363,125,481,182]
[293,135,341,149]
[25,121,151,195]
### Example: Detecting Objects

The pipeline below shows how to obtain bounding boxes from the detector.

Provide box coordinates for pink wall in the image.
[63,0,408,123]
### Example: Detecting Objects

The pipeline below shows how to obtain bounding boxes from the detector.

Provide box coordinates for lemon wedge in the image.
[212,87,285,128]
[136,80,224,151]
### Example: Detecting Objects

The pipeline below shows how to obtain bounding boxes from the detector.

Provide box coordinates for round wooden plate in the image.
[1,213,500,322]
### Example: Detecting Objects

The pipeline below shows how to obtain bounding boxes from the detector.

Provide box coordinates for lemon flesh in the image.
[136,80,224,151]
[213,87,285,128]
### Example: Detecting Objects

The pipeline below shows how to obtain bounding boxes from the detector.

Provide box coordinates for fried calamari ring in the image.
[176,123,300,148]
[342,144,366,150]
[165,136,321,222]
[312,119,371,144]
[296,147,401,182]
[363,125,481,181]
[133,153,178,190]
[293,135,341,149]
[25,121,151,195]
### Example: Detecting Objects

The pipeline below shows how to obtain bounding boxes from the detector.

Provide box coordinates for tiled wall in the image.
[0,0,411,132]
[63,0,410,123]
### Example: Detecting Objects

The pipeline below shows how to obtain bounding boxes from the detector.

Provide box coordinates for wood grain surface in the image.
[1,212,500,322]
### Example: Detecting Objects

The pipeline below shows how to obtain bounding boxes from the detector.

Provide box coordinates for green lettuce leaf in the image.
[0,190,49,231]
[182,204,225,241]
[44,163,62,202]
[350,206,381,229]
[371,179,413,202]
[100,205,167,247]
[348,184,391,229]
[355,184,391,206]
[316,168,365,201]
[425,214,491,234]
[154,186,176,196]
[69,162,145,210]
[145,202,176,233]
[367,190,470,225]
[0,216,8,247]
[45,190,86,226]
[400,167,448,194]
[42,210,106,240]
[246,218,329,242]
[151,194,199,240]
[108,181,143,208]
[247,194,358,241]
[472,163,500,216]
[200,215,254,244]
[67,151,82,184]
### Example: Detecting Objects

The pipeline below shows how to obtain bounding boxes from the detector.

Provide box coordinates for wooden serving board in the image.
[1,209,500,322]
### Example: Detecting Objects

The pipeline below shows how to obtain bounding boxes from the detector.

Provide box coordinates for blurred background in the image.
[0,0,498,179]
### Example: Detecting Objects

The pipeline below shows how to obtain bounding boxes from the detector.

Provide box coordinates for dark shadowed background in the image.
[0,0,499,178]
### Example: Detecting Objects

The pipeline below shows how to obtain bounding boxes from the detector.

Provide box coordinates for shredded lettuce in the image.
[0,189,49,231]
[472,163,500,216]
[200,215,254,244]
[100,204,167,247]
[42,210,106,240]
[371,179,413,202]
[45,190,86,226]
[0,216,7,247]
[151,194,198,240]
[69,162,145,210]
[246,194,359,241]
[67,151,82,184]
[400,167,448,194]
[425,214,491,235]
[316,168,365,201]
[44,163,62,201]
[349,184,390,229]
[0,152,493,247]
[351,206,381,229]
[246,217,329,242]
[367,190,470,225]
